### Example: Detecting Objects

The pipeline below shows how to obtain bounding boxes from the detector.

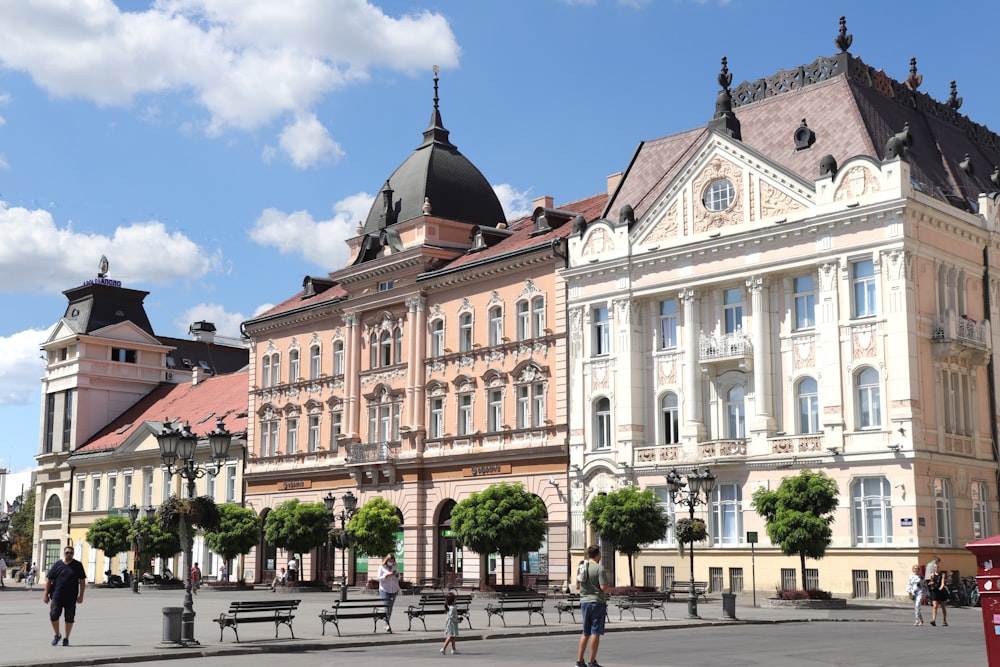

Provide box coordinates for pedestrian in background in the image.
[218,561,229,583]
[0,555,7,587]
[575,544,611,667]
[27,562,38,591]
[907,564,928,626]
[44,546,86,646]
[439,591,460,655]
[929,561,948,626]
[377,553,400,633]
[190,562,202,594]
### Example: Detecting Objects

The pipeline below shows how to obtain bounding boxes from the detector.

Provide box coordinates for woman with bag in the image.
[907,564,928,626]
[929,561,948,626]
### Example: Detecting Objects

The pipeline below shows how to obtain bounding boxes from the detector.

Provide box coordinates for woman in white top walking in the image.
[377,554,401,633]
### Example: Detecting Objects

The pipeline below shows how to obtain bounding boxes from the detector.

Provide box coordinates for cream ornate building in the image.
[565,23,1000,598]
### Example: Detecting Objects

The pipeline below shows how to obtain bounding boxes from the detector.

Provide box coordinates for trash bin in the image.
[162,607,183,644]
[721,593,737,620]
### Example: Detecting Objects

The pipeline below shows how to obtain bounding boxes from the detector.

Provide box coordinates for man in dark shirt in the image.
[44,545,87,647]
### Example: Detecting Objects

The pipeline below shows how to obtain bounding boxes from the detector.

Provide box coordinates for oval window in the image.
[703,178,735,212]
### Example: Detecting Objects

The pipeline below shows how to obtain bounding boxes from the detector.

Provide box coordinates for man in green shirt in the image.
[575,545,610,667]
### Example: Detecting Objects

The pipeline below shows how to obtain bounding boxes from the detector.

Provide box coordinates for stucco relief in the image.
[458,298,473,314]
[657,357,676,385]
[428,360,445,375]
[834,165,881,201]
[590,472,618,496]
[793,337,815,369]
[613,298,635,326]
[518,279,541,299]
[819,262,838,292]
[643,202,679,243]
[852,324,878,359]
[569,308,583,352]
[581,226,614,256]
[591,361,610,390]
[693,157,744,233]
[360,368,407,387]
[884,249,912,281]
[759,180,806,219]
[617,424,644,433]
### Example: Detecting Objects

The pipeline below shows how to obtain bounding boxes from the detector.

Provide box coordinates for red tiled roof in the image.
[443,192,608,270]
[253,282,347,321]
[73,371,249,455]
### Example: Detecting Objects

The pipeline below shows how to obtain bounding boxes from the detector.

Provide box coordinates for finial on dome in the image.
[433,65,440,113]
[947,81,963,111]
[718,57,732,92]
[834,16,852,53]
[904,57,922,91]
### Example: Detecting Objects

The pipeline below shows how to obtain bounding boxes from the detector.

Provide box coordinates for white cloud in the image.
[279,113,345,169]
[0,1,460,165]
[493,183,533,221]
[248,191,372,267]
[2,469,35,508]
[0,201,222,292]
[0,327,50,407]
[252,302,275,318]
[174,303,246,339]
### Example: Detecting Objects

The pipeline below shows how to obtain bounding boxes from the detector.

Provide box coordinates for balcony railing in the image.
[699,330,753,362]
[931,313,990,349]
[345,440,400,463]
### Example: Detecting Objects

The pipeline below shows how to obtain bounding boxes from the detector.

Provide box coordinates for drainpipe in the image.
[983,245,1000,518]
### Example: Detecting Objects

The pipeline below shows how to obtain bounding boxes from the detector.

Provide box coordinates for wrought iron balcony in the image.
[931,313,991,364]
[699,330,753,363]
[345,440,400,463]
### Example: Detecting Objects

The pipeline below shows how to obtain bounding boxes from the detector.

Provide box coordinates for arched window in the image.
[516,301,530,341]
[594,398,611,450]
[380,331,392,367]
[856,367,881,429]
[44,494,62,520]
[289,349,300,382]
[488,306,503,346]
[661,393,679,444]
[370,333,379,368]
[852,477,892,546]
[934,478,953,547]
[726,386,745,438]
[459,314,473,352]
[394,328,403,364]
[333,341,344,375]
[430,320,445,356]
[269,353,281,387]
[796,377,819,434]
[261,355,271,388]
[532,296,545,337]
[309,345,321,379]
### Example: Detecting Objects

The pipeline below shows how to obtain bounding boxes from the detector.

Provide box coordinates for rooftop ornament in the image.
[834,16,852,53]
[947,81,963,111]
[904,57,922,91]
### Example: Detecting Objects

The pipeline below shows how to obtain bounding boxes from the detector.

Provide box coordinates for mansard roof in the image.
[608,40,1000,222]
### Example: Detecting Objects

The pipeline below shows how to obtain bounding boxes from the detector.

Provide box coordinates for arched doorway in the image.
[437,500,463,588]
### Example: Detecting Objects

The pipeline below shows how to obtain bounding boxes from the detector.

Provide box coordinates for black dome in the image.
[362,76,504,234]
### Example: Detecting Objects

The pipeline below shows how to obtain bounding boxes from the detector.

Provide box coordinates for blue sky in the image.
[0,0,998,499]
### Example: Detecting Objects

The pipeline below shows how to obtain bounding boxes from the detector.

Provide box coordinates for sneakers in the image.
[386,626,393,634]
[574,661,587,667]
[51,634,61,646]
[440,647,446,655]
[589,662,603,667]
[451,649,460,654]
[62,638,69,646]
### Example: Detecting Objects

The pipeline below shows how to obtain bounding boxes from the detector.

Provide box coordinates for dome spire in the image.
[420,65,455,149]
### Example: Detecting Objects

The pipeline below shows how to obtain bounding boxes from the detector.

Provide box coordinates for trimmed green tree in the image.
[751,468,839,591]
[86,516,132,577]
[450,482,547,590]
[346,497,402,558]
[263,499,331,582]
[203,504,261,580]
[584,485,670,587]
[141,515,181,579]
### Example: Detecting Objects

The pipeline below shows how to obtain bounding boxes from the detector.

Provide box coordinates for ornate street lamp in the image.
[156,417,231,645]
[0,514,9,559]
[324,490,357,601]
[666,467,716,619]
[127,503,155,594]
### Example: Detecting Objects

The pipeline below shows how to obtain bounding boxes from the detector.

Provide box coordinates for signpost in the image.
[747,531,758,607]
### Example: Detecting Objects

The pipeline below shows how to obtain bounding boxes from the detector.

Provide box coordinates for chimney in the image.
[191,365,201,386]
[607,172,623,196]
[532,195,554,211]
[189,320,217,344]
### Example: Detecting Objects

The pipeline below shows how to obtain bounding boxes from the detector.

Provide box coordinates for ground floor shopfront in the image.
[242,453,569,590]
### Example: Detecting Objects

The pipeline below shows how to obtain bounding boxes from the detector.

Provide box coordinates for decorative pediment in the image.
[580,224,615,257]
[83,320,164,346]
[692,156,744,234]
[833,163,882,201]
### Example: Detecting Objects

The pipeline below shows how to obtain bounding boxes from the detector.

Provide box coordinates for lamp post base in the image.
[686,594,700,619]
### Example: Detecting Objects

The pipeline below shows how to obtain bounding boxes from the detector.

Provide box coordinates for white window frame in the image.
[593,307,610,356]
[793,274,815,330]
[516,386,530,429]
[489,307,503,347]
[796,377,820,434]
[430,398,444,438]
[532,383,545,427]
[532,296,545,337]
[661,392,680,444]
[723,288,743,334]
[934,477,954,547]
[431,320,445,356]
[308,414,320,452]
[659,299,678,350]
[310,345,321,379]
[594,397,612,450]
[107,474,117,511]
[852,476,893,546]
[459,314,474,352]
[488,389,503,432]
[333,341,344,375]
[711,483,743,546]
[516,301,530,341]
[852,259,877,318]
[458,393,473,436]
[856,367,881,429]
[225,465,237,503]
[726,385,745,439]
[286,417,299,455]
[973,481,991,540]
[289,349,300,382]
[76,475,86,511]
[91,474,101,510]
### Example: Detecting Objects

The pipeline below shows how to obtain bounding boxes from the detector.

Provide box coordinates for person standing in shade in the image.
[190,562,202,594]
[218,561,229,583]
[574,545,611,667]
[287,555,298,583]
[377,553,401,633]
[44,546,86,647]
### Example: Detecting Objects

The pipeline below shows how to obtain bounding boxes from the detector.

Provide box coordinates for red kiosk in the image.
[965,535,1000,662]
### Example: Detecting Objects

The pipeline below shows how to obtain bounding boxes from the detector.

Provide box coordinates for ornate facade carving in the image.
[693,157,744,233]
[759,180,805,219]
[591,361,611,390]
[644,201,679,243]
[581,227,614,256]
[518,279,541,300]
[657,356,677,385]
[819,262,838,292]
[613,298,635,326]
[793,336,816,370]
[834,165,881,201]
[851,323,879,359]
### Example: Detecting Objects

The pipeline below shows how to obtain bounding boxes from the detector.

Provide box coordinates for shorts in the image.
[580,602,607,636]
[49,598,77,623]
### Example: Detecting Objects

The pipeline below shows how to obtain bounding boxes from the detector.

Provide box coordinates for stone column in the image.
[405,296,427,431]
[747,276,774,433]
[681,288,704,437]
[343,312,361,436]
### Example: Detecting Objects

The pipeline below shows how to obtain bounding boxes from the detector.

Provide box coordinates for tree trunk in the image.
[628,552,634,587]
[800,552,807,591]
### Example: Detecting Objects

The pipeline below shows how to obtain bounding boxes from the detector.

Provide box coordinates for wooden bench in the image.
[419,577,443,591]
[665,581,708,603]
[445,577,480,591]
[615,591,668,621]
[318,598,388,637]
[215,599,300,642]
[484,592,546,627]
[405,593,473,631]
[556,593,613,623]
